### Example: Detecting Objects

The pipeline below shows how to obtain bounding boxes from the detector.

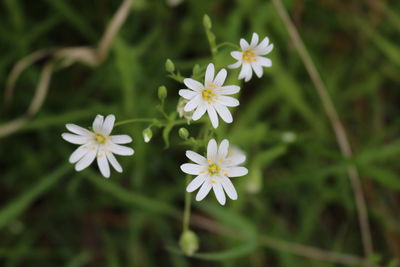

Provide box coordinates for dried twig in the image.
[271,0,373,257]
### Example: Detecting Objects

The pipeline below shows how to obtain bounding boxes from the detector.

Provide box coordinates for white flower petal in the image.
[66,124,91,136]
[184,94,201,112]
[75,149,97,171]
[106,152,123,173]
[228,61,242,69]
[109,143,134,156]
[240,38,250,50]
[180,163,203,175]
[255,36,270,50]
[256,56,272,67]
[214,103,233,123]
[225,154,246,166]
[69,145,89,163]
[218,139,229,159]
[92,115,104,132]
[250,32,259,48]
[179,89,198,100]
[196,181,212,201]
[213,68,227,87]
[226,166,248,177]
[238,63,252,81]
[184,78,204,91]
[221,178,238,200]
[62,133,90,144]
[251,61,263,78]
[218,85,240,95]
[192,104,207,121]
[255,42,273,55]
[205,63,215,85]
[230,51,242,60]
[217,96,239,107]
[186,174,207,192]
[212,182,226,205]
[186,151,207,165]
[101,114,115,135]
[97,152,110,178]
[207,139,218,161]
[110,135,132,144]
[207,106,219,128]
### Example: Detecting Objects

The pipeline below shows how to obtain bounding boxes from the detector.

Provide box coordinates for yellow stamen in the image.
[208,163,221,176]
[211,180,216,184]
[242,49,256,63]
[94,132,107,144]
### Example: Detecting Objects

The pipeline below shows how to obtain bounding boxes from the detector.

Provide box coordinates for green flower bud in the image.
[179,230,199,256]
[143,128,153,143]
[203,14,212,30]
[178,127,189,140]
[165,59,175,73]
[246,168,261,194]
[158,85,167,101]
[192,64,201,77]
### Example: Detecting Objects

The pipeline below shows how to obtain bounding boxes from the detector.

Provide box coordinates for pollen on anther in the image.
[224,173,228,176]
[211,180,216,184]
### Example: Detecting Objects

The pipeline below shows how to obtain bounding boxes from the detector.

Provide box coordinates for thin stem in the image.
[272,0,373,257]
[215,42,240,50]
[114,118,158,127]
[182,175,192,232]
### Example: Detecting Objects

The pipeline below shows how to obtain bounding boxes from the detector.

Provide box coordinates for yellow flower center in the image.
[208,163,221,176]
[94,132,107,144]
[202,84,217,103]
[242,49,257,63]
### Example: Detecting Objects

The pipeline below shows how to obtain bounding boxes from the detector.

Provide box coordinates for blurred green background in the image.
[1,0,400,266]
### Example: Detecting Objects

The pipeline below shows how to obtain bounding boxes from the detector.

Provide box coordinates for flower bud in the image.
[192,64,201,77]
[246,168,262,194]
[178,127,189,140]
[281,131,297,144]
[203,14,212,30]
[165,59,175,73]
[179,230,199,256]
[158,85,167,101]
[142,128,153,143]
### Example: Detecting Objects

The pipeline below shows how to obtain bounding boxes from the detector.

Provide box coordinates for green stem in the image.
[215,42,240,50]
[182,175,192,232]
[114,118,158,127]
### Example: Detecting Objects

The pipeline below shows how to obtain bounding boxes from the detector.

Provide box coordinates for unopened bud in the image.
[143,128,153,143]
[179,230,199,256]
[179,128,189,140]
[158,85,167,101]
[246,168,262,194]
[192,64,201,77]
[203,14,212,30]
[165,59,175,73]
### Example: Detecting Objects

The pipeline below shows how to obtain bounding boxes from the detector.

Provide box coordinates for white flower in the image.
[179,63,240,128]
[62,114,134,178]
[228,32,273,82]
[180,139,248,205]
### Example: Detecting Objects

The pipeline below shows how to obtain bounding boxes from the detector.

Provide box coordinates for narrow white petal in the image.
[66,124,91,136]
[240,38,250,50]
[218,85,240,95]
[238,63,252,81]
[196,181,212,201]
[184,94,201,112]
[244,68,253,82]
[101,114,115,135]
[180,163,203,175]
[225,154,246,166]
[186,175,207,192]
[62,133,90,144]
[179,89,197,100]
[221,178,238,200]
[251,62,263,78]
[207,106,219,128]
[213,68,227,87]
[212,182,226,205]
[92,115,104,132]
[214,103,233,123]
[110,135,132,144]
[250,32,259,48]
[230,51,242,60]
[255,37,270,50]
[184,78,204,91]
[69,145,89,163]
[75,149,97,171]
[218,139,229,159]
[226,167,248,177]
[256,56,272,67]
[204,63,215,85]
[228,61,242,69]
[255,43,273,55]
[97,152,110,178]
[192,104,207,121]
[207,139,218,161]
[217,96,239,107]
[186,151,207,165]
[109,143,134,156]
[106,152,123,173]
